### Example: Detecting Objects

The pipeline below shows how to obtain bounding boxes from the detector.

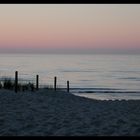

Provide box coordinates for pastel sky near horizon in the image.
[0,4,140,54]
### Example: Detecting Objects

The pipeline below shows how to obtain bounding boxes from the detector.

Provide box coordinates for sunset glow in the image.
[0,4,140,53]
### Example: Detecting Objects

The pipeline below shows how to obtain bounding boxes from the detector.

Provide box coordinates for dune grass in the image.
[0,77,35,92]
[0,77,61,92]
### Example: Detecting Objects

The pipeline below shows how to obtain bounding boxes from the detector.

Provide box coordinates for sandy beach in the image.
[0,89,140,136]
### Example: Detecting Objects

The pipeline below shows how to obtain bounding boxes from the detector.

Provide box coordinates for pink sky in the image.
[0,4,140,53]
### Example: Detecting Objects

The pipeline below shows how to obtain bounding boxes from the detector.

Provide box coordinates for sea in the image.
[0,54,140,100]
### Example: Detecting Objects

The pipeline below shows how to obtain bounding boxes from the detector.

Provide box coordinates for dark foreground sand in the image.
[0,89,140,136]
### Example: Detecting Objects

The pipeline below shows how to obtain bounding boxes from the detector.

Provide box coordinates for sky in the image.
[0,4,140,54]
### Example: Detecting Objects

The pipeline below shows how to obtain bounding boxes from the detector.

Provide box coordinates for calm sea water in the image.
[0,54,140,100]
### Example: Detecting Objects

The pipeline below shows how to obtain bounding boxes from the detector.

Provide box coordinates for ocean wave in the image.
[118,77,140,81]
[69,87,140,94]
[77,91,140,94]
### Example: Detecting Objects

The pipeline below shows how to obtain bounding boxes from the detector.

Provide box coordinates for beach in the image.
[1,4,140,137]
[0,89,140,136]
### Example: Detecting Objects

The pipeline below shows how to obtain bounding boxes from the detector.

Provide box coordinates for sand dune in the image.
[0,89,140,136]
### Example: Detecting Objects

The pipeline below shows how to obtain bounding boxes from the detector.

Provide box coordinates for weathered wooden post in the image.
[54,76,57,91]
[67,80,69,93]
[36,75,39,90]
[15,71,18,93]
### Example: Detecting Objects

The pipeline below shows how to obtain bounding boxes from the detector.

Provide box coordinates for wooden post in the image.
[36,75,39,90]
[67,80,69,93]
[15,71,18,93]
[54,76,57,91]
